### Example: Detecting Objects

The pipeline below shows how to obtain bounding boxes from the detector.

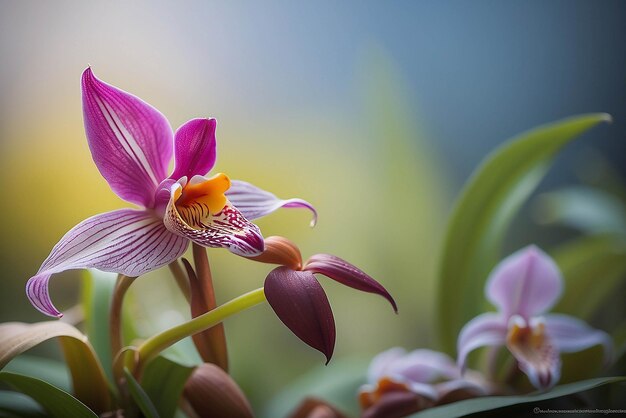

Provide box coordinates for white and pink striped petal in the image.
[27,209,189,317]
[225,180,317,226]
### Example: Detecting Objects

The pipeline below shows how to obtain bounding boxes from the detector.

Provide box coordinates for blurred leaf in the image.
[0,390,46,418]
[81,269,117,383]
[0,372,97,418]
[141,356,194,418]
[0,321,111,413]
[262,357,368,418]
[4,355,70,392]
[124,368,160,418]
[534,186,626,235]
[552,234,626,319]
[409,376,625,418]
[436,113,611,353]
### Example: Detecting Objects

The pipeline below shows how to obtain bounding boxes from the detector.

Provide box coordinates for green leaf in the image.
[124,368,160,418]
[0,372,98,418]
[534,186,626,235]
[81,269,117,383]
[0,390,46,418]
[141,356,195,418]
[552,234,626,319]
[0,321,112,413]
[3,355,70,392]
[436,113,611,353]
[409,376,626,418]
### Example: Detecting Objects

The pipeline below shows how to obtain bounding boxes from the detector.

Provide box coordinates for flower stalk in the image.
[168,260,191,303]
[134,287,267,375]
[110,274,135,366]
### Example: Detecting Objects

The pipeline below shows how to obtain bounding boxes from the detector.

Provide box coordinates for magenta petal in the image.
[457,313,507,371]
[486,245,563,318]
[545,314,613,363]
[170,118,217,180]
[81,68,173,208]
[264,266,336,363]
[225,180,318,226]
[26,209,189,317]
[303,254,397,313]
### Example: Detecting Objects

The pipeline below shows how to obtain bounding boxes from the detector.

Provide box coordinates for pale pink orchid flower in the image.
[359,348,490,417]
[457,245,613,390]
[27,68,316,318]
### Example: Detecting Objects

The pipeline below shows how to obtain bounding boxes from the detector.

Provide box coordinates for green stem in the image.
[134,287,267,374]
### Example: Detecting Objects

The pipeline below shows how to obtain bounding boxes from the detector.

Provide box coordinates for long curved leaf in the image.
[124,368,160,418]
[0,321,111,413]
[0,372,98,418]
[436,113,611,353]
[409,376,625,418]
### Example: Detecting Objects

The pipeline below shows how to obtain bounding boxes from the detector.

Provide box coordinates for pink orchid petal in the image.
[367,348,408,383]
[303,254,397,312]
[457,313,507,371]
[82,68,173,208]
[486,245,563,318]
[225,180,318,226]
[27,209,189,317]
[170,118,217,180]
[163,182,264,257]
[390,349,460,383]
[264,267,336,364]
[545,314,613,364]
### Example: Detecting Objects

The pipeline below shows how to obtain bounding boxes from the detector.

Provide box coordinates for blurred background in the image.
[1,1,625,414]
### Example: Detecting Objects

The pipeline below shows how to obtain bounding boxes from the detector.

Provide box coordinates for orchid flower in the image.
[457,245,613,390]
[26,69,315,318]
[251,236,397,363]
[359,348,489,418]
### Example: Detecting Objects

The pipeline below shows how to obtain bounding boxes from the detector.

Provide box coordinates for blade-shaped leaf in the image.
[141,356,195,418]
[124,368,160,418]
[552,234,626,319]
[0,372,98,418]
[436,113,611,353]
[4,355,70,392]
[0,390,46,418]
[0,321,111,413]
[81,269,117,383]
[408,376,625,418]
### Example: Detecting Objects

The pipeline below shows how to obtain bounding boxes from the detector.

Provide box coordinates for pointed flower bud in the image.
[184,363,253,418]
[288,398,349,418]
[248,236,303,269]
[264,267,336,364]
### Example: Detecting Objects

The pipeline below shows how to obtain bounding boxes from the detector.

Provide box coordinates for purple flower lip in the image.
[456,245,613,390]
[26,68,317,318]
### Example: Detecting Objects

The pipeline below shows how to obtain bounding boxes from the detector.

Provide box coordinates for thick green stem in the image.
[110,275,135,371]
[134,287,266,375]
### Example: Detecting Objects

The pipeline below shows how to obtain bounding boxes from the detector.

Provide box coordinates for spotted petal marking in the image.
[163,180,264,257]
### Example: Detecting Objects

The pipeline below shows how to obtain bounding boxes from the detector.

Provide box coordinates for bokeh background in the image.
[1,1,625,415]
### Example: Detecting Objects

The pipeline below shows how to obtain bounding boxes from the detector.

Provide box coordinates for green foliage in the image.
[81,269,117,383]
[141,356,195,418]
[436,113,611,354]
[124,368,160,418]
[408,376,626,418]
[0,372,97,418]
[0,390,46,418]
